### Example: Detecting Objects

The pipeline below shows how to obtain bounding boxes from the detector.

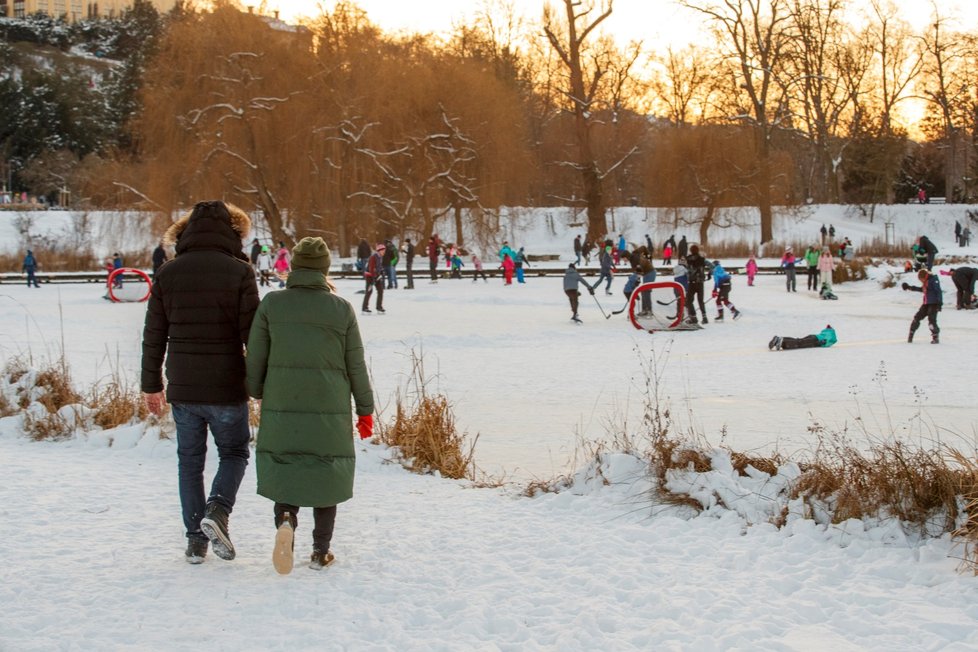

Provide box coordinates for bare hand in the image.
[143,392,167,417]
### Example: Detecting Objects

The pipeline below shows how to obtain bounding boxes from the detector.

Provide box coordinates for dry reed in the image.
[377,348,477,481]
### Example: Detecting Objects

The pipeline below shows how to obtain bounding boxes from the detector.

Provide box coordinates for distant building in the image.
[0,0,179,21]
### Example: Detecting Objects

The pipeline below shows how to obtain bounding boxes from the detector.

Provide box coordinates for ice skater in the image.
[902,268,942,343]
[563,263,593,323]
[711,260,741,321]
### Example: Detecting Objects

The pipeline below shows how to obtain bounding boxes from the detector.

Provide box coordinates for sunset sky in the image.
[267,0,978,49]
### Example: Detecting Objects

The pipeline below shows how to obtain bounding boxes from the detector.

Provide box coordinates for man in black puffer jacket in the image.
[141,200,260,565]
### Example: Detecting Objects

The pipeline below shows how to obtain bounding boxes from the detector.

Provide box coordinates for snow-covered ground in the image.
[1,205,977,649]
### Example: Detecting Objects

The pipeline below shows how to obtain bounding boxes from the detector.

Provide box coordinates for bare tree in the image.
[679,0,794,244]
[918,4,970,199]
[866,0,923,139]
[180,51,296,245]
[349,107,481,245]
[542,0,617,240]
[785,0,856,203]
[652,45,719,127]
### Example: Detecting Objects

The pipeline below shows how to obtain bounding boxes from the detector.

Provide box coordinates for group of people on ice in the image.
[779,245,838,300]
[562,238,741,325]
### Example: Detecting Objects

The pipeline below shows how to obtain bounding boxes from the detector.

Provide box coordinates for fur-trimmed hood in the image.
[164,201,251,260]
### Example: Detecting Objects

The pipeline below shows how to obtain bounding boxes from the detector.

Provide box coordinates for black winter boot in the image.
[185,537,208,564]
[200,502,235,561]
[931,332,939,344]
[907,330,914,343]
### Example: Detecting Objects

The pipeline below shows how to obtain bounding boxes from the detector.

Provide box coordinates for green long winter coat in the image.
[246,269,374,507]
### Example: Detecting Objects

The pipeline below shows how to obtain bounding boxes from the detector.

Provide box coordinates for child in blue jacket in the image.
[711,261,741,321]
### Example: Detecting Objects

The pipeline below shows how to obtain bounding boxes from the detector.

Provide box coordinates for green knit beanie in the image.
[291,236,331,271]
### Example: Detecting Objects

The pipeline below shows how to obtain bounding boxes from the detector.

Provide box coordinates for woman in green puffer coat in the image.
[246,236,374,574]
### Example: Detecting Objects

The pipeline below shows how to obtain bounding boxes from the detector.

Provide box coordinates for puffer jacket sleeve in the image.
[238,269,260,345]
[140,280,169,394]
[344,307,374,416]
[245,302,270,399]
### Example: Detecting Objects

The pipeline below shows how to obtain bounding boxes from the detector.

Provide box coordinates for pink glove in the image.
[144,392,166,417]
[356,415,373,440]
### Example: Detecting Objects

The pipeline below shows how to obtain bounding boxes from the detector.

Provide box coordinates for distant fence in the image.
[0,265,822,285]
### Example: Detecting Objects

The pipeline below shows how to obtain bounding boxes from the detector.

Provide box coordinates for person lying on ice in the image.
[769,324,837,351]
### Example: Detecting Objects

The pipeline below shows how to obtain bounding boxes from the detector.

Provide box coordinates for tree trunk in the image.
[584,163,606,241]
[755,127,773,244]
[453,204,464,247]
[699,203,715,248]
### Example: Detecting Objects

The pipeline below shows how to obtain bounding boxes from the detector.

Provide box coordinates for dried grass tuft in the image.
[378,349,477,481]
[23,411,73,441]
[792,435,970,532]
[88,380,147,429]
[0,392,15,418]
[729,451,783,477]
[3,356,29,385]
[948,450,978,574]
[33,360,82,414]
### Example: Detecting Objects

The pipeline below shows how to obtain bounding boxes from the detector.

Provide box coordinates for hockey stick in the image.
[610,303,630,315]
[590,291,611,319]
[656,297,678,306]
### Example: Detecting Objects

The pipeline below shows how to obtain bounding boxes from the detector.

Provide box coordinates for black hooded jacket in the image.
[141,201,259,404]
[919,236,938,255]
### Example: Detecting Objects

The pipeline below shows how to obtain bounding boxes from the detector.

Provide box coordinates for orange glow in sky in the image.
[268,0,978,50]
[269,0,708,48]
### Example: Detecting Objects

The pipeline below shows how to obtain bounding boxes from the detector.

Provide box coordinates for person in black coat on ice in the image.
[916,235,938,270]
[677,235,688,261]
[941,267,978,309]
[152,242,168,275]
[685,244,709,324]
[902,268,943,343]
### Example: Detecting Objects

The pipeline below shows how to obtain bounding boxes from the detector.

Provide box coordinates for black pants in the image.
[362,278,384,310]
[910,303,940,336]
[780,335,821,350]
[687,282,706,319]
[716,280,736,316]
[274,503,337,552]
[953,278,974,309]
[807,266,819,290]
[429,259,438,281]
[405,263,414,288]
[565,289,580,316]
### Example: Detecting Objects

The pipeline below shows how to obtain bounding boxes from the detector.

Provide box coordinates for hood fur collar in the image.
[163,201,251,247]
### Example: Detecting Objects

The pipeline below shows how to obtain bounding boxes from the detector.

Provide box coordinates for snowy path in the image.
[2,435,977,650]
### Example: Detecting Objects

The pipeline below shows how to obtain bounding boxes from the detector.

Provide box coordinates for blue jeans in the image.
[593,271,613,291]
[171,402,250,541]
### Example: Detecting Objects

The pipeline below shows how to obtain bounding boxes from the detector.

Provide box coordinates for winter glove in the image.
[143,392,167,417]
[356,414,374,440]
[901,282,910,291]
[588,286,595,295]
[712,288,719,298]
